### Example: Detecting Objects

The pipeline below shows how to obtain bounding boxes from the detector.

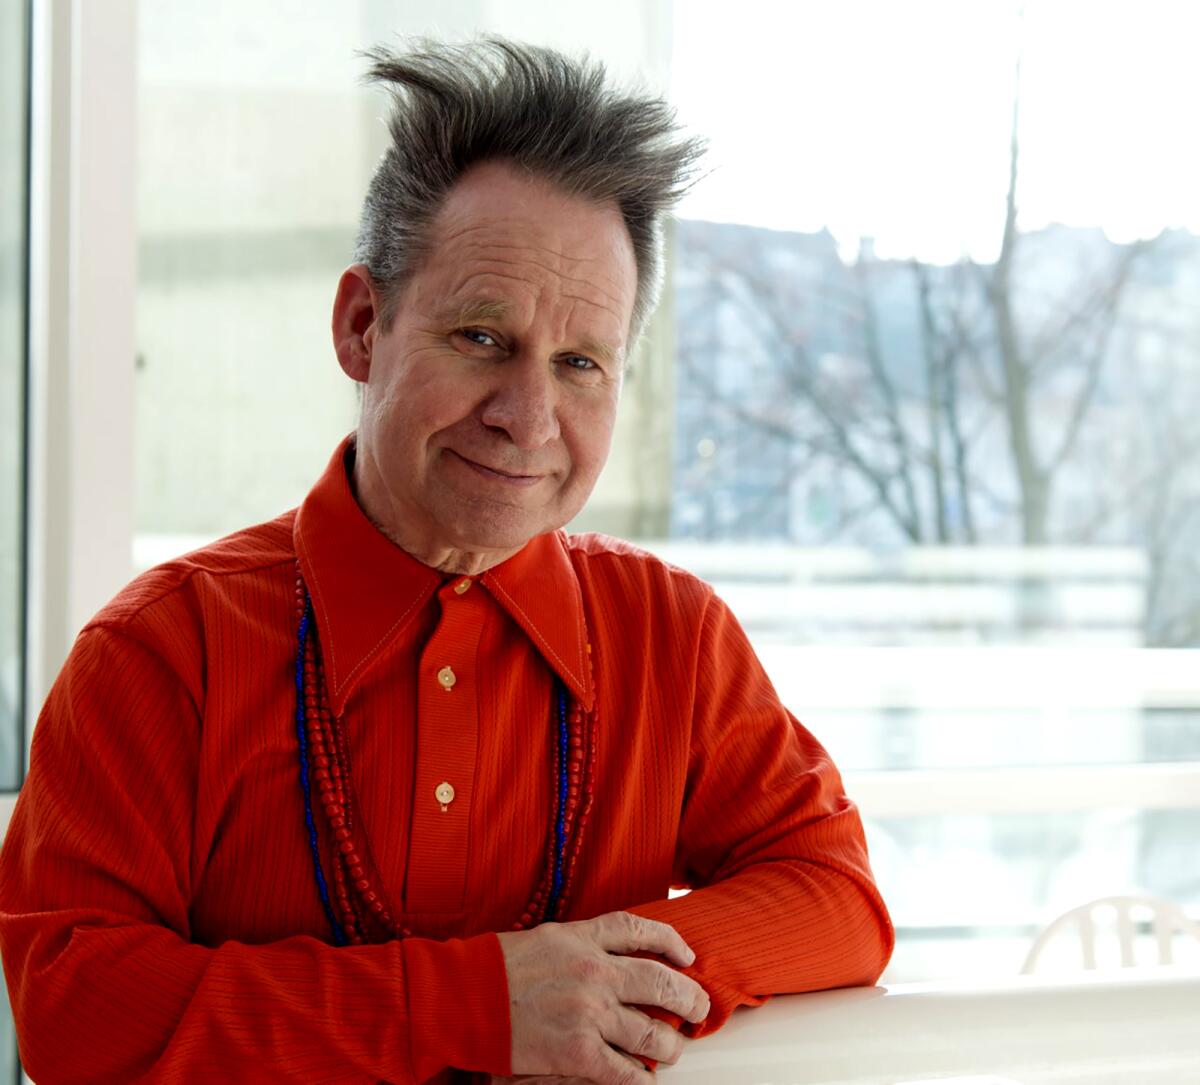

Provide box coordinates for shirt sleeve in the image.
[626,593,895,1036]
[0,625,511,1084]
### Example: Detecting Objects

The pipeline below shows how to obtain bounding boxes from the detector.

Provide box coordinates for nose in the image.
[479,356,561,449]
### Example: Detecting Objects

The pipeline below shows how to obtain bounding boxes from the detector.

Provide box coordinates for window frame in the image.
[23,0,137,741]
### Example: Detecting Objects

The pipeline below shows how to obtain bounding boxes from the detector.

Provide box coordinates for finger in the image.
[588,1039,657,1085]
[589,911,696,968]
[502,1079,596,1084]
[613,957,710,1024]
[605,1004,685,1066]
[498,1077,597,1084]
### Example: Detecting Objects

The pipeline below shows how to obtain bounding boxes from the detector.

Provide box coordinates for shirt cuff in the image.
[403,931,511,1079]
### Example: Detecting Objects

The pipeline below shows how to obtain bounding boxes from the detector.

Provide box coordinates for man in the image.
[0,38,892,1084]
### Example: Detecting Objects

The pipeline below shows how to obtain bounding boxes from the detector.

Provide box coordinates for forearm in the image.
[0,909,510,1083]
[626,858,893,1035]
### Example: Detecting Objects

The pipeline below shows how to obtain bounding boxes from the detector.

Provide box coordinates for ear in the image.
[332,264,382,382]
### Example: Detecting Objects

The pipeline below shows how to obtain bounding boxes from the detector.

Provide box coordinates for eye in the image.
[459,328,498,347]
[561,354,598,371]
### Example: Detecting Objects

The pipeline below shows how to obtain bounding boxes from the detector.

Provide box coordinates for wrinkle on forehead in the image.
[440,232,632,309]
[451,268,627,322]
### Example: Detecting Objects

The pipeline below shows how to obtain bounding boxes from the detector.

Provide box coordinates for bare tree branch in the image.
[853,258,924,536]
[1045,241,1148,474]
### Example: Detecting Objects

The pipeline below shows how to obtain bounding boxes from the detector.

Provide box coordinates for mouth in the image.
[448,450,547,487]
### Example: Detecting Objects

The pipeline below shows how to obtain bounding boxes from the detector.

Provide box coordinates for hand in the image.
[495,911,710,1085]
[488,1078,595,1084]
[489,1078,608,1084]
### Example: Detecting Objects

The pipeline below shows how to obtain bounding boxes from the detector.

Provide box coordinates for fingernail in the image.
[684,946,696,965]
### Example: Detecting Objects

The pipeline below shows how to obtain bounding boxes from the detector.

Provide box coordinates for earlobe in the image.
[332,264,378,382]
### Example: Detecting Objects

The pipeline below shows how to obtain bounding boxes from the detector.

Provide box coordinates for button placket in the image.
[405,578,488,913]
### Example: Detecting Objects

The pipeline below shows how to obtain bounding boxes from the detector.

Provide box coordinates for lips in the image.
[449,449,546,484]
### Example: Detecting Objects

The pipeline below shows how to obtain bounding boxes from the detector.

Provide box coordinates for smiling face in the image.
[332,161,638,574]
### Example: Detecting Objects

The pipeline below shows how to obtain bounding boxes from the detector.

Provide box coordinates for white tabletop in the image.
[658,968,1200,1084]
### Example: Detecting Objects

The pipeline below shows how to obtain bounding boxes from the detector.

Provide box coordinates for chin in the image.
[448,510,553,553]
[450,497,581,553]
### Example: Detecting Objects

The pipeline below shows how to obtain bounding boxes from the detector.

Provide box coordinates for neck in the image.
[349,442,523,576]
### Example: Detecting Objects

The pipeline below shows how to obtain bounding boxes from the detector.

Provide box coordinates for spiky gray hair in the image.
[353,37,706,346]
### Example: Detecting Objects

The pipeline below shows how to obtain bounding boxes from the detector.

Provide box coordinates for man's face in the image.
[350,161,638,564]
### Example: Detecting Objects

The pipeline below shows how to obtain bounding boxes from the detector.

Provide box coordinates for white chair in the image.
[1022,893,1200,974]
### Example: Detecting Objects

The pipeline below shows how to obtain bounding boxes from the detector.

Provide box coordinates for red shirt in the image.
[0,437,892,1083]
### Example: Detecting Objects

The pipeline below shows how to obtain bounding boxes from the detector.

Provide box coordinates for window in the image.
[134,6,364,554]
[1,0,30,1072]
[1,0,29,786]
[668,0,1200,980]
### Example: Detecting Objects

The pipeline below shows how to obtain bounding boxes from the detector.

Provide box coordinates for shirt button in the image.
[437,665,456,691]
[435,781,456,808]
[453,579,471,595]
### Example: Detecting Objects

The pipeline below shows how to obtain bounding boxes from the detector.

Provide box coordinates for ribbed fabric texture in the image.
[0,437,893,1083]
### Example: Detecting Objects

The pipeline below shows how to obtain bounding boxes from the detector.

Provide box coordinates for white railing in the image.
[659,969,1200,1083]
[755,644,1200,711]
[846,761,1200,817]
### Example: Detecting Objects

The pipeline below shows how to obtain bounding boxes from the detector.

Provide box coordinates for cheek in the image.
[360,382,413,448]
[564,400,619,478]
[364,364,477,444]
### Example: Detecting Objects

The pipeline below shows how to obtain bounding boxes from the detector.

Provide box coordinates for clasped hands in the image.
[491,910,710,1085]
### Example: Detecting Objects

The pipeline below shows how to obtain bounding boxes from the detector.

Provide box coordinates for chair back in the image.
[1022,893,1200,974]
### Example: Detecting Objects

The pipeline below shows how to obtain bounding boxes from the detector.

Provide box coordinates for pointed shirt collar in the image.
[294,436,594,715]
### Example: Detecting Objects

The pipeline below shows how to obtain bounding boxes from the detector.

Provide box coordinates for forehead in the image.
[404,162,638,337]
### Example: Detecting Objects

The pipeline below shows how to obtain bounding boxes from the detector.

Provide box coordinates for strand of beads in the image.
[294,584,346,946]
[310,618,402,943]
[297,633,357,945]
[557,642,601,919]
[515,720,558,930]
[554,686,598,919]
[543,683,570,920]
[521,676,597,925]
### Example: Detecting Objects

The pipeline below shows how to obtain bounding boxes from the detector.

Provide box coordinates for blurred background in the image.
[3,0,1200,1078]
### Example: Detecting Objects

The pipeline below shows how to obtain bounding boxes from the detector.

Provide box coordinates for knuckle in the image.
[563,1029,600,1073]
[616,1063,644,1085]
[636,1020,659,1055]
[561,990,596,1022]
[573,953,610,985]
[663,1025,685,1063]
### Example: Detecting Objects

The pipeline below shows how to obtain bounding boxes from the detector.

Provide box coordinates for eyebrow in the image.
[436,298,624,366]
[432,299,514,327]
[576,336,621,366]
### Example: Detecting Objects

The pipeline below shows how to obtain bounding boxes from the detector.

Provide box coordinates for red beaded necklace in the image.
[293,566,597,945]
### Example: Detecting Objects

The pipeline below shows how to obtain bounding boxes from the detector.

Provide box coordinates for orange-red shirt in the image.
[0,437,892,1083]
